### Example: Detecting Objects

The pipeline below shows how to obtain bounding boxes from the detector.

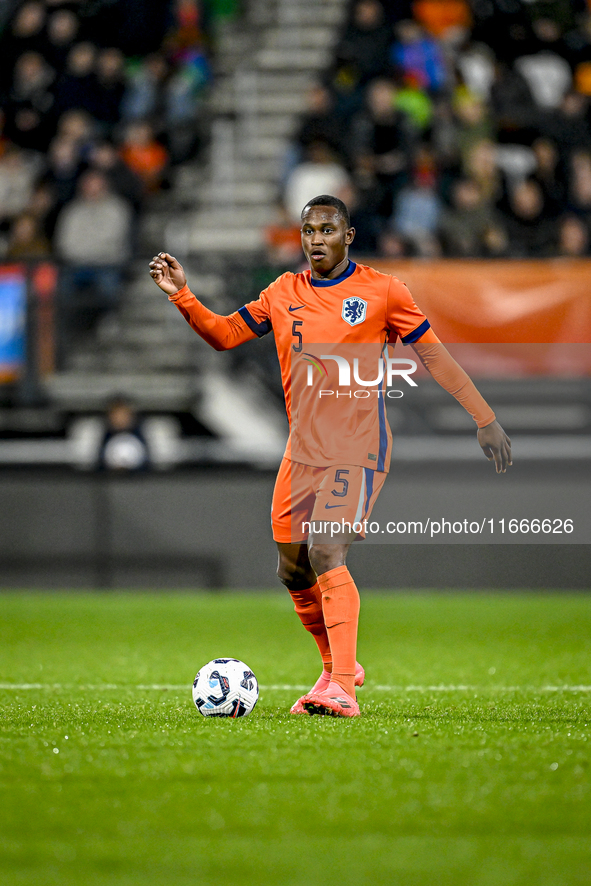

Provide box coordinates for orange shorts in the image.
[271,457,387,543]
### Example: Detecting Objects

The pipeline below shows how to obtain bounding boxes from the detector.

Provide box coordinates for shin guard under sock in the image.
[288,582,332,670]
[317,565,359,697]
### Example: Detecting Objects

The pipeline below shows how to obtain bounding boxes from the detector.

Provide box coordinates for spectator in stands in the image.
[390,19,448,93]
[348,177,386,253]
[438,177,506,256]
[165,48,211,163]
[350,78,414,217]
[430,101,465,204]
[9,51,55,110]
[0,1,47,84]
[92,48,126,134]
[162,0,212,119]
[391,147,442,255]
[121,52,171,122]
[540,90,591,157]
[121,45,210,164]
[53,42,98,118]
[531,137,565,218]
[567,149,591,227]
[514,28,572,112]
[470,3,537,65]
[166,45,211,118]
[6,212,51,260]
[282,84,347,191]
[456,41,496,101]
[54,170,132,337]
[328,0,391,119]
[334,0,391,89]
[4,51,56,150]
[293,84,347,162]
[452,85,494,168]
[501,178,557,256]
[529,16,576,63]
[119,120,169,194]
[26,182,56,240]
[45,9,79,72]
[55,109,96,150]
[489,59,539,144]
[164,0,205,57]
[565,10,591,65]
[556,214,590,256]
[42,136,83,216]
[0,145,42,227]
[55,169,132,265]
[393,73,434,134]
[284,139,353,223]
[97,397,150,472]
[412,0,472,40]
[574,59,591,97]
[567,13,591,95]
[463,138,503,205]
[88,141,144,216]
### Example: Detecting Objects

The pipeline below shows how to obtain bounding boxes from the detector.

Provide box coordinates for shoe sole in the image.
[303,698,360,718]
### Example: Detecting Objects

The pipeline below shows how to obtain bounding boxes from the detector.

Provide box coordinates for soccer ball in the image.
[192,658,259,718]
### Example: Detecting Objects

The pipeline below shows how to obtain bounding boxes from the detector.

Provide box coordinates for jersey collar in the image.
[309,261,356,287]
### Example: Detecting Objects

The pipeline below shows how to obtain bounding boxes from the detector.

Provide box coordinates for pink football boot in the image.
[290,662,365,714]
[303,681,360,717]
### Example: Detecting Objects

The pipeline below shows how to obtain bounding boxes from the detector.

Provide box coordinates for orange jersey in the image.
[237,261,429,471]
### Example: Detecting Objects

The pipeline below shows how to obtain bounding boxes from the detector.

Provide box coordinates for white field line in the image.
[1,683,591,693]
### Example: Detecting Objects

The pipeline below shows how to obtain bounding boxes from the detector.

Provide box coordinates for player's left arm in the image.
[411,328,512,473]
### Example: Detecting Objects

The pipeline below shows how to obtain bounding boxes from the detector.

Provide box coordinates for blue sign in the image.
[0,268,27,383]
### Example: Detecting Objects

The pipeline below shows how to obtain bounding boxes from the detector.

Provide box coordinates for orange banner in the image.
[370,259,591,344]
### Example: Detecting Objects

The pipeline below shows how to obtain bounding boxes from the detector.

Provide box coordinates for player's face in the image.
[301,206,355,279]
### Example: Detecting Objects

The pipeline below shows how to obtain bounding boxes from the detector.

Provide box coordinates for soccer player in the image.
[149,195,511,718]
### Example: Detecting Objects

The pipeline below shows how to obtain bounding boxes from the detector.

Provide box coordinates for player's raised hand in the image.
[149,252,187,296]
[477,420,512,473]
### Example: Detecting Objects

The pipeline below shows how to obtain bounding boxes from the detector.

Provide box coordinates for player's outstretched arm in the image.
[148,251,257,351]
[149,252,187,295]
[411,336,512,473]
[477,419,512,474]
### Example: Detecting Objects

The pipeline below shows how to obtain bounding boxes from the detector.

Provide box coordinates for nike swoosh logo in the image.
[288,305,305,312]
[325,503,345,509]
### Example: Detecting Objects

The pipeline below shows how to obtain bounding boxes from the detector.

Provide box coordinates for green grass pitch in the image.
[1,590,590,886]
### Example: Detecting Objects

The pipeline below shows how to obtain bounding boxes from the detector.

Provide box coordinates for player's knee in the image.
[277,558,314,590]
[308,543,346,577]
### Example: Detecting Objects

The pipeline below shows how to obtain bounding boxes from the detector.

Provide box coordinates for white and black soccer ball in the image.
[192,658,259,718]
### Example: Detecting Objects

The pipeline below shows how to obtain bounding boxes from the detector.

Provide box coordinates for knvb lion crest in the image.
[342,296,367,327]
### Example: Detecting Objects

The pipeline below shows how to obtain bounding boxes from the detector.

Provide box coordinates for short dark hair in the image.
[301,194,351,227]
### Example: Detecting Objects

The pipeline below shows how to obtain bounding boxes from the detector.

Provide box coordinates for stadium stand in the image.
[0,0,590,467]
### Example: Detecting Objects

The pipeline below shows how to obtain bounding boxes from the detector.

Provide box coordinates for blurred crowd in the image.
[0,0,214,341]
[276,0,591,260]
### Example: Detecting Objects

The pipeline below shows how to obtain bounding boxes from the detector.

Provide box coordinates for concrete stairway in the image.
[162,0,349,255]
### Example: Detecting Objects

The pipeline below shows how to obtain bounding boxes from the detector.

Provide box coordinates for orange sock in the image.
[288,582,332,671]
[317,566,359,698]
